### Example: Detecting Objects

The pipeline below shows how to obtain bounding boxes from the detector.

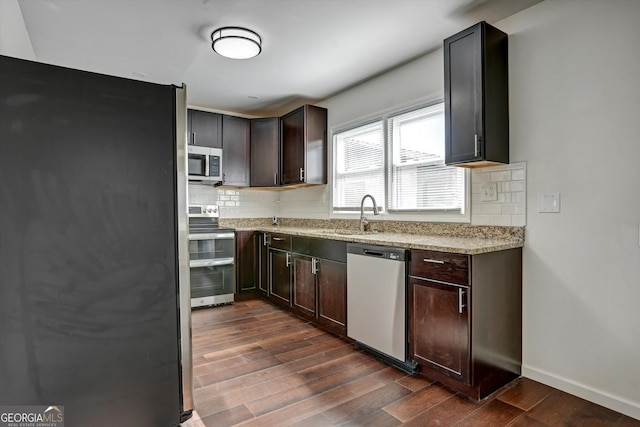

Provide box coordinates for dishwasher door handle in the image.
[363,250,384,257]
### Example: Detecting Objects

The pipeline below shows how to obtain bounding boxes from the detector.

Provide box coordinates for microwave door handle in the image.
[204,154,210,178]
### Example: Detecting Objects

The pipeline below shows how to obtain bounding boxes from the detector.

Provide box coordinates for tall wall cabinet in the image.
[281,105,328,186]
[444,21,509,167]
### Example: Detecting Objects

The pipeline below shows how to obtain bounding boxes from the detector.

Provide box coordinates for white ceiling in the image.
[6,0,541,116]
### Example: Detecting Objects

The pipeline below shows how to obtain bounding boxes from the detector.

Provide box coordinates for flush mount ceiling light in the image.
[211,27,261,60]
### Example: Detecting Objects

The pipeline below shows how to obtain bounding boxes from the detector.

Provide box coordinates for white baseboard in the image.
[522,364,640,421]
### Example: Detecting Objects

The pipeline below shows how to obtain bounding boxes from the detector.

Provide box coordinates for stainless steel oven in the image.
[188,205,235,308]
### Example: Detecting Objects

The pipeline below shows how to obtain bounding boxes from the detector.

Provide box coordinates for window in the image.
[333,121,385,212]
[332,101,466,217]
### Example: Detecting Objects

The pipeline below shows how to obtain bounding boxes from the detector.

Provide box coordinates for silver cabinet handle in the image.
[312,258,319,275]
[286,252,291,267]
[274,172,278,185]
[458,288,466,314]
[423,258,445,264]
[263,233,270,246]
[474,134,478,157]
[272,237,285,241]
[299,167,304,181]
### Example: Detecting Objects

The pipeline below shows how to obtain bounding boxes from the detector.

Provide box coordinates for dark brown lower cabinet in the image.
[269,249,291,305]
[264,234,347,337]
[293,255,315,317]
[409,248,522,400]
[316,259,347,336]
[291,255,347,336]
[236,231,258,293]
[409,278,469,384]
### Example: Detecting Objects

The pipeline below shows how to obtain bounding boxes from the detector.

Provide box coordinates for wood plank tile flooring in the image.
[182,299,639,427]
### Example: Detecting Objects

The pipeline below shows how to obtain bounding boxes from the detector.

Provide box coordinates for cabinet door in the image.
[269,249,291,304]
[189,109,222,148]
[316,259,347,336]
[292,255,315,317]
[235,231,257,292]
[410,277,470,384]
[251,117,280,187]
[444,23,482,164]
[222,115,250,186]
[281,107,305,185]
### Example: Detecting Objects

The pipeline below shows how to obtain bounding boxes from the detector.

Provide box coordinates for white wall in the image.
[499,0,640,418]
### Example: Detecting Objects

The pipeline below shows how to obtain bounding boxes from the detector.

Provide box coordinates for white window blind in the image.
[388,104,464,211]
[332,121,385,212]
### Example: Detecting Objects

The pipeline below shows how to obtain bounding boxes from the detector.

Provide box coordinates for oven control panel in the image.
[188,204,219,217]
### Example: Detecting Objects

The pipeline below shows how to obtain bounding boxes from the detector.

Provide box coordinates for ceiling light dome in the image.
[211,27,262,60]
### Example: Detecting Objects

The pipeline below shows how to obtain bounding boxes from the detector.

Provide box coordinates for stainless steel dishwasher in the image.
[347,243,415,372]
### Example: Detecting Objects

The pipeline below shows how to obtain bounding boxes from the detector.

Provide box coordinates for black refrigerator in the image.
[0,55,193,426]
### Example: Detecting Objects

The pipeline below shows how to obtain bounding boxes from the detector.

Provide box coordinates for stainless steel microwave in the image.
[187,145,222,183]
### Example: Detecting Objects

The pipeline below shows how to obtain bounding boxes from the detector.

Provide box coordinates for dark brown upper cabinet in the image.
[222,114,250,187]
[250,117,280,187]
[281,105,328,186]
[187,109,222,148]
[444,21,509,167]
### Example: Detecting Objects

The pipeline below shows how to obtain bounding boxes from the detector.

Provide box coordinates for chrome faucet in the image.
[359,194,380,232]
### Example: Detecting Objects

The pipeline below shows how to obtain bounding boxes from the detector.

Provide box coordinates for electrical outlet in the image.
[480,183,498,202]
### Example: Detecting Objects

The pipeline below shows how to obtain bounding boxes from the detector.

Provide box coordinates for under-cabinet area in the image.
[231,224,523,400]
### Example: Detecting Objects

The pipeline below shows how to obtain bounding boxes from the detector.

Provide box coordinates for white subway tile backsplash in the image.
[491,215,513,226]
[498,192,512,203]
[470,162,526,227]
[513,192,526,203]
[473,173,490,183]
[511,169,525,180]
[188,162,527,227]
[481,203,502,215]
[506,181,525,192]
[512,215,526,227]
[490,171,511,182]
[501,203,525,215]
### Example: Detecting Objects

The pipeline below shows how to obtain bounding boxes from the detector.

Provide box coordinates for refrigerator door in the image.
[0,55,186,427]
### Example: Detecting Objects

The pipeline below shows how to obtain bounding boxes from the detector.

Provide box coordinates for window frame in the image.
[330,97,470,223]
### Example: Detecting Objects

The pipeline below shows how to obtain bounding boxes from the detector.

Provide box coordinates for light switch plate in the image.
[480,183,498,202]
[538,192,560,213]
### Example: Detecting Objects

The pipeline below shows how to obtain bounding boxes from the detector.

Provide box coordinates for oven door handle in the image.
[190,257,235,268]
[188,233,235,240]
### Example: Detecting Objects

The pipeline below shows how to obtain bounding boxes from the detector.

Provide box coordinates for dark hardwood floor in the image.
[182,299,639,427]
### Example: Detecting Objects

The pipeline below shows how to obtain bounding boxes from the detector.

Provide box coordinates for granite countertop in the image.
[230,221,524,255]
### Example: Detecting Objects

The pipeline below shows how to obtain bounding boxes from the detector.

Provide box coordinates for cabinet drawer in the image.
[410,250,469,285]
[270,233,292,251]
[292,236,347,263]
